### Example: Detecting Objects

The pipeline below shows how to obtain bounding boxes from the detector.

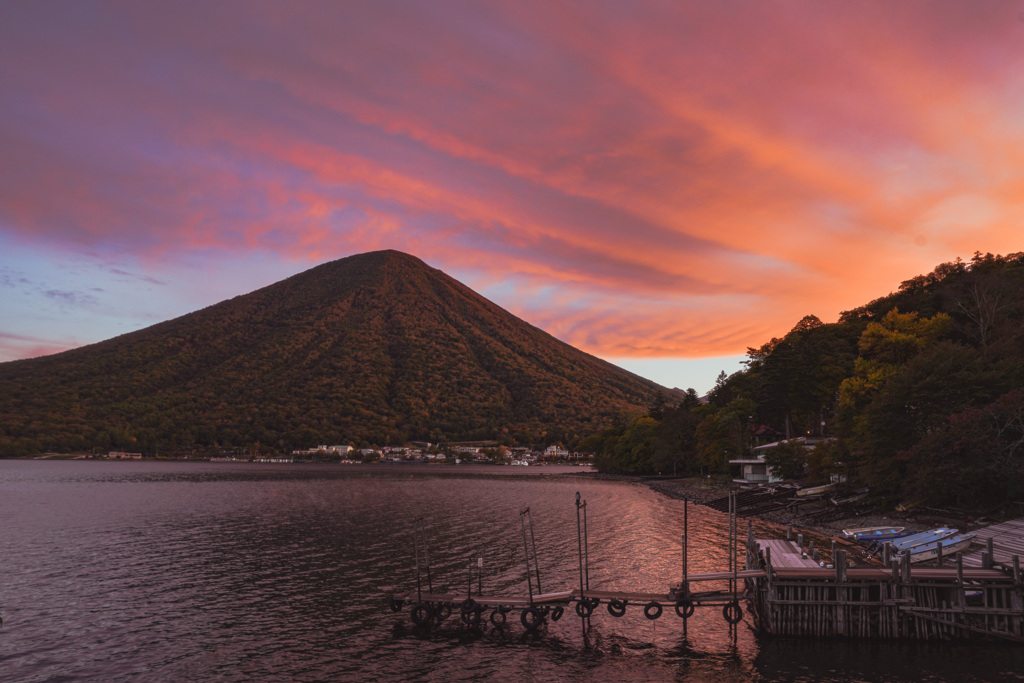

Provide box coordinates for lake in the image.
[1,460,1022,681]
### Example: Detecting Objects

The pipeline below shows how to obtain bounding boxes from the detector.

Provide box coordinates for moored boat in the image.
[897,533,976,563]
[842,525,902,537]
[795,483,835,498]
[842,526,907,542]
[886,527,958,551]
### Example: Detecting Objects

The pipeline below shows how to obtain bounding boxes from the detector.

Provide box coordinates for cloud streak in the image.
[2,1,1023,378]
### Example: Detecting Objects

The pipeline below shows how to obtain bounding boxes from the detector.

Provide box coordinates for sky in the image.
[2,2,1024,394]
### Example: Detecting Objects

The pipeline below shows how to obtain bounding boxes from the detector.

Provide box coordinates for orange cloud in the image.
[3,2,1024,364]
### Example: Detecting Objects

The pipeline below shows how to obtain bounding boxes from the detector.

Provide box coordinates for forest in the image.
[586,252,1024,512]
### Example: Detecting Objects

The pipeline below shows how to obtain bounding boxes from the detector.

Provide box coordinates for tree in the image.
[762,440,809,481]
[652,397,702,476]
[902,389,1024,508]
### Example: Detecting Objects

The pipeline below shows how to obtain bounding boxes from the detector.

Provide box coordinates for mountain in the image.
[0,250,669,455]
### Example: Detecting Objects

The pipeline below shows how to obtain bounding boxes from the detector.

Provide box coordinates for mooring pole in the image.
[583,500,590,593]
[575,492,585,630]
[419,518,433,593]
[521,507,534,604]
[468,556,473,600]
[477,557,483,596]
[729,490,737,638]
[682,497,689,599]
[414,524,422,604]
[728,490,735,600]
[528,509,543,595]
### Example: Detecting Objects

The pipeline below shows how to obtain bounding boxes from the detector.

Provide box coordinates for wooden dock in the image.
[746,530,1024,642]
[961,517,1024,568]
[388,494,1024,641]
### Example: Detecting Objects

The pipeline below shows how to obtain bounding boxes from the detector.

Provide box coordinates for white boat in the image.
[795,483,835,498]
[897,533,976,563]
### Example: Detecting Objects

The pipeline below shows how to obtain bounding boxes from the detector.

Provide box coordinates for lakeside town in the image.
[49,442,594,466]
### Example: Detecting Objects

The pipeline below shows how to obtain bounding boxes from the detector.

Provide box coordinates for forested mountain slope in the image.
[591,252,1024,511]
[0,250,666,455]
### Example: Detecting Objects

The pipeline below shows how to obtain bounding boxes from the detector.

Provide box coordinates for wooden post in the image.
[982,549,992,570]
[787,525,792,541]
[836,549,847,636]
[956,554,965,607]
[936,538,943,568]
[1014,555,1020,586]
[797,533,804,555]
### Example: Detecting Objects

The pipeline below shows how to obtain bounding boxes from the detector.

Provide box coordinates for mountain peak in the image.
[0,251,666,454]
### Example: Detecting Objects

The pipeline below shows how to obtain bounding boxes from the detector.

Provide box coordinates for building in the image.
[729,437,834,484]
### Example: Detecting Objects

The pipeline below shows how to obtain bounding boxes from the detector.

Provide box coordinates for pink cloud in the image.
[3,2,1024,363]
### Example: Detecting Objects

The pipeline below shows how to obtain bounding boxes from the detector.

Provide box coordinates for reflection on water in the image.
[1,461,1022,682]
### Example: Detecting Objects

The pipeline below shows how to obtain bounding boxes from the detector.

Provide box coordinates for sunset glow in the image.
[3,2,1023,391]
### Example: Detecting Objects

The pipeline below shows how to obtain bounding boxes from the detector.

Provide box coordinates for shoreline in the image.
[636,476,978,549]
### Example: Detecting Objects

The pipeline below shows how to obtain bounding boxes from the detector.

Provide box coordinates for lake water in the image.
[1,460,1022,681]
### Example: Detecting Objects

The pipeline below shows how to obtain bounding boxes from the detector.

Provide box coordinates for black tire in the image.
[587,597,601,609]
[521,606,542,631]
[550,605,564,622]
[608,599,627,617]
[490,608,507,627]
[388,596,403,613]
[723,601,743,625]
[460,598,476,614]
[461,606,482,627]
[575,599,594,618]
[674,600,695,619]
[435,602,452,621]
[643,601,663,620]
[410,602,433,626]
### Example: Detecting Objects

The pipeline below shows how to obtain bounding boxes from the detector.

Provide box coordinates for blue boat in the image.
[846,527,910,543]
[897,533,976,563]
[887,527,958,551]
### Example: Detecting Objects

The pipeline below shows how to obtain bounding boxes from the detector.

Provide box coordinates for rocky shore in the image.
[642,477,976,544]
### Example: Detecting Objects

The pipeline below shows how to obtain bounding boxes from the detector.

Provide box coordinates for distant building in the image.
[108,451,143,459]
[544,445,569,458]
[729,437,834,483]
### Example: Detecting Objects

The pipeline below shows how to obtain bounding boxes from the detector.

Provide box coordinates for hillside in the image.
[0,250,669,456]
[592,251,1024,511]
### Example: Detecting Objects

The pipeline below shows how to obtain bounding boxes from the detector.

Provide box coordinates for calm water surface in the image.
[1,460,1022,681]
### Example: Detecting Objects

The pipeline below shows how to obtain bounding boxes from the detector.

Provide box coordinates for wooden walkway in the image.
[758,538,822,568]
[962,517,1024,568]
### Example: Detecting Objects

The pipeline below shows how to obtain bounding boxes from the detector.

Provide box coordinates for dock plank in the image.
[961,517,1024,567]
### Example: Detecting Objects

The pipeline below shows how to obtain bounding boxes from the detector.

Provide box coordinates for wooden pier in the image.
[745,527,1024,641]
[389,494,1024,642]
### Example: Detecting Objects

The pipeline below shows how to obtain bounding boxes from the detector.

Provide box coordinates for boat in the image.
[795,483,835,498]
[831,488,869,506]
[897,533,976,563]
[841,526,906,542]
[842,525,901,538]
[886,527,959,551]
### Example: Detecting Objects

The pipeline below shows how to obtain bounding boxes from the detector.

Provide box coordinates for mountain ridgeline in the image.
[0,251,668,456]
